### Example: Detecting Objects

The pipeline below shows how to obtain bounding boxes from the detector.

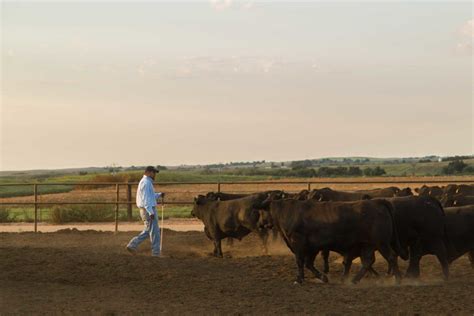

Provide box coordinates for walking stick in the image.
[160,195,165,253]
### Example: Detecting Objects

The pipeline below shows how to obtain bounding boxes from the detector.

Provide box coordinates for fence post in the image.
[307,182,311,191]
[127,182,132,221]
[34,184,38,233]
[115,184,119,233]
[217,181,221,193]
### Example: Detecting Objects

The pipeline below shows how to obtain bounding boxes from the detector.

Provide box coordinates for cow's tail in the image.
[378,199,409,260]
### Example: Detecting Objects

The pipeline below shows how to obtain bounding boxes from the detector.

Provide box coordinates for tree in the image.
[442,160,467,174]
[291,160,313,170]
[364,166,386,176]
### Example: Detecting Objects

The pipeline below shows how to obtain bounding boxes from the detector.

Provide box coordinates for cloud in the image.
[241,1,254,10]
[209,0,232,11]
[456,19,473,55]
[173,55,324,78]
[136,58,158,76]
[209,0,255,11]
[460,18,474,38]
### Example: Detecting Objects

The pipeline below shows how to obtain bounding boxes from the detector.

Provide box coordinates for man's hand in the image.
[150,214,155,221]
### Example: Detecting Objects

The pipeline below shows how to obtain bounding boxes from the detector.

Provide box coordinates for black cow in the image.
[444,205,474,268]
[415,185,444,199]
[385,196,449,279]
[320,196,450,280]
[205,192,250,201]
[308,187,371,201]
[356,186,412,198]
[257,198,406,284]
[205,190,283,248]
[307,188,371,273]
[442,195,474,207]
[285,189,310,200]
[443,184,458,195]
[192,194,268,257]
[454,184,474,196]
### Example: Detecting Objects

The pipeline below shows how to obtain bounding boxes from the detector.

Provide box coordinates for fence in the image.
[1,178,474,233]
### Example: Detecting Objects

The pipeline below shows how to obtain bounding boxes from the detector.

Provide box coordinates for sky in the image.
[1,1,473,171]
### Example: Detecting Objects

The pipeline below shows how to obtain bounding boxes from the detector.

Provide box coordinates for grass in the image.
[0,185,74,198]
[0,207,35,222]
[0,205,193,223]
[0,170,269,198]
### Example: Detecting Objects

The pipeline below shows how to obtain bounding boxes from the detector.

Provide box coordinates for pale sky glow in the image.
[1,1,473,170]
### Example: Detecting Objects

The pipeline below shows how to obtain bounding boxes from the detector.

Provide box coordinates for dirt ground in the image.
[1,230,474,315]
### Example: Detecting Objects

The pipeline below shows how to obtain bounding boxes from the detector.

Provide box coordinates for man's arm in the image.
[143,180,156,216]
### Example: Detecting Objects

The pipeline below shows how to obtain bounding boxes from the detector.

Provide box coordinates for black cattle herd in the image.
[191,184,474,284]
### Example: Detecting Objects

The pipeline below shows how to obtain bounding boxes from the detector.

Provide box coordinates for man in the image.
[126,166,165,256]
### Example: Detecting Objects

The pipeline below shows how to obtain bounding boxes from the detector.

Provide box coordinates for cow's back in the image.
[271,199,393,252]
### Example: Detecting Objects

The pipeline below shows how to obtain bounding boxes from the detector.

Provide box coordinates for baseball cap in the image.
[145,166,159,173]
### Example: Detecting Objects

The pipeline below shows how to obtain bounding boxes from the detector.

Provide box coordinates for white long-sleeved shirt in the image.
[136,175,163,215]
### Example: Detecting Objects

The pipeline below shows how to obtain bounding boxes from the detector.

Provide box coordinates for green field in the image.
[0,170,269,198]
[1,157,473,200]
[0,205,192,223]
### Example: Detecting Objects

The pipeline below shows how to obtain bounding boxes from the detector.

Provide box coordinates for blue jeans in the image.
[127,207,161,256]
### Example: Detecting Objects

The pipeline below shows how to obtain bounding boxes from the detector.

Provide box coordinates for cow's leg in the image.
[386,256,399,277]
[342,254,355,282]
[304,251,329,283]
[386,259,393,275]
[294,252,305,284]
[211,229,224,258]
[322,249,330,274]
[204,227,212,240]
[431,239,449,280]
[368,267,380,277]
[217,238,224,258]
[405,242,422,278]
[272,228,279,242]
[204,227,221,257]
[258,230,269,255]
[469,251,474,269]
[213,238,224,258]
[378,243,402,284]
[226,237,234,247]
[351,246,375,284]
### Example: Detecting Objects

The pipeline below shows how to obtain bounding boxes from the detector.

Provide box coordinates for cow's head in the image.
[254,191,286,230]
[396,187,413,197]
[191,195,208,218]
[415,185,428,195]
[307,188,331,201]
[205,192,218,200]
[258,190,286,209]
[296,189,310,200]
[257,208,274,230]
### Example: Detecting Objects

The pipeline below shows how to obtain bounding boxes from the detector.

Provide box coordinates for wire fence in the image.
[1,178,474,232]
